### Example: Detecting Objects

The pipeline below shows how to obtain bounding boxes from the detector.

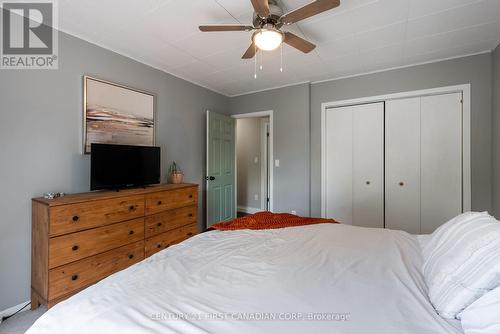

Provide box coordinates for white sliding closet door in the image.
[420,93,462,233]
[385,93,462,234]
[385,98,421,234]
[325,103,384,228]
[352,104,384,228]
[325,108,352,224]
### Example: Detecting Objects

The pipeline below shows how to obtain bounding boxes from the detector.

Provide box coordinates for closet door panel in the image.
[420,93,462,233]
[385,98,421,233]
[352,103,384,228]
[325,107,353,223]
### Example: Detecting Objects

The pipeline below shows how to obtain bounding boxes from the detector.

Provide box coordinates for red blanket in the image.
[210,211,338,231]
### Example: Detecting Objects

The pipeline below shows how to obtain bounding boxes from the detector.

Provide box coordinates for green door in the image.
[206,111,236,226]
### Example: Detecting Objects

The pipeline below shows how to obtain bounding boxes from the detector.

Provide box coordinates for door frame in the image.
[260,119,270,210]
[232,110,274,212]
[320,84,471,218]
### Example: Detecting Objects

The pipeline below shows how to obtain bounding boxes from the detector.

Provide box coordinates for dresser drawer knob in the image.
[129,230,134,235]
[72,245,79,251]
[72,215,79,222]
[157,223,162,227]
[157,200,162,205]
[129,205,135,211]
[188,213,193,217]
[156,244,162,249]
[187,232,193,237]
[71,275,78,281]
[188,195,193,198]
[128,254,134,259]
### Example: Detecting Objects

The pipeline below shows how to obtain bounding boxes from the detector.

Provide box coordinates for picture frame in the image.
[83,75,156,154]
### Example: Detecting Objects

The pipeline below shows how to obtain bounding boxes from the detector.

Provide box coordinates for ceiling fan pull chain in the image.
[280,43,283,72]
[254,45,257,79]
[260,49,263,71]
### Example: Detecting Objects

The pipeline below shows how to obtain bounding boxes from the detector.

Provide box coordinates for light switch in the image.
[275,159,280,167]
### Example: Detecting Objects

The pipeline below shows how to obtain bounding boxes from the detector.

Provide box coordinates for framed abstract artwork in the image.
[83,76,156,154]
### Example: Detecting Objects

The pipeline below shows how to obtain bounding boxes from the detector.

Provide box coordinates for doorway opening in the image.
[232,111,274,217]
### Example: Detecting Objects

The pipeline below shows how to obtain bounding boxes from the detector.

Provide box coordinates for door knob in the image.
[206,176,215,181]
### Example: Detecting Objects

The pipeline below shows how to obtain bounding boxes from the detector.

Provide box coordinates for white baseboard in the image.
[0,300,30,321]
[237,206,262,214]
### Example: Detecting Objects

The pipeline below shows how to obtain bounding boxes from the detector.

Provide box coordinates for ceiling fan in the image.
[199,0,341,59]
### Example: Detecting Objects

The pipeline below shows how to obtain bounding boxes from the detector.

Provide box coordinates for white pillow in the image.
[460,285,500,334]
[423,212,500,319]
[421,212,490,262]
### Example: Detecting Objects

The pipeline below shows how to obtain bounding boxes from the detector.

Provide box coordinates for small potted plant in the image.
[169,161,184,184]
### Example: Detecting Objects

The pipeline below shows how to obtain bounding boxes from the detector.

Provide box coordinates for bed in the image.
[26,222,464,334]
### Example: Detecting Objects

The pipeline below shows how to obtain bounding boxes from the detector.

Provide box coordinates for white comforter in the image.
[27,223,463,334]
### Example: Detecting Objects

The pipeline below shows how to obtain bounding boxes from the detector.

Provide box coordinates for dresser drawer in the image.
[50,195,145,236]
[49,218,144,269]
[48,240,144,300]
[145,223,197,257]
[145,187,197,215]
[145,205,197,238]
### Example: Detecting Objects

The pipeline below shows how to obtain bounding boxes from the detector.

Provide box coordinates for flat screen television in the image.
[91,143,161,191]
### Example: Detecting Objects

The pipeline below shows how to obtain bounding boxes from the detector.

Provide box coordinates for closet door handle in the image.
[366,181,370,185]
[399,182,404,186]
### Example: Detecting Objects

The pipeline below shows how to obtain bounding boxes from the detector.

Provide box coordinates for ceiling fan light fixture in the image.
[252,28,283,51]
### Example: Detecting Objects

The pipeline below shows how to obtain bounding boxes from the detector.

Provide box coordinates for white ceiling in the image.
[58,0,500,96]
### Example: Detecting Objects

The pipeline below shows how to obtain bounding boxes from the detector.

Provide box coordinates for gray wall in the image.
[229,83,311,216]
[236,118,263,210]
[493,45,500,214]
[311,53,493,216]
[0,31,228,311]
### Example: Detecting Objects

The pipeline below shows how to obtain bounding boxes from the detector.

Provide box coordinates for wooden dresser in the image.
[31,183,198,309]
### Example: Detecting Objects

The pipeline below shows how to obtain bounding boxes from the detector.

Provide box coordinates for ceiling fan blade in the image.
[199,25,254,32]
[242,43,258,59]
[280,0,340,24]
[284,32,316,53]
[251,0,270,18]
